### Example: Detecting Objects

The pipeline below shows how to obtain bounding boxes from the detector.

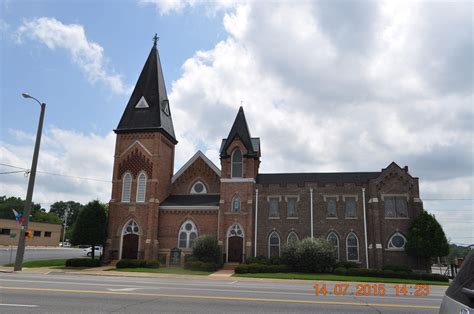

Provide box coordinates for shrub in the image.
[236,263,288,274]
[191,235,222,266]
[289,238,336,273]
[335,261,360,269]
[184,261,216,272]
[334,267,347,275]
[332,267,448,282]
[65,258,101,268]
[116,259,159,269]
[235,264,249,274]
[382,264,412,273]
[245,256,271,265]
[281,240,298,270]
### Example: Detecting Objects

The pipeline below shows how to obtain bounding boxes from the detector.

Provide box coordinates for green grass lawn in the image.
[113,267,212,276]
[234,273,449,286]
[21,259,66,268]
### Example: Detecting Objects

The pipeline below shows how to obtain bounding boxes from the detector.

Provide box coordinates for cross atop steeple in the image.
[153,33,159,47]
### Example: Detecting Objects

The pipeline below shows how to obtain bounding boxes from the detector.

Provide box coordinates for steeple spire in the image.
[220,106,260,158]
[115,38,177,144]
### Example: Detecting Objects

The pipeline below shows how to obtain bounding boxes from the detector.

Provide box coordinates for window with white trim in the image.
[269,197,279,217]
[384,196,408,218]
[123,220,140,235]
[287,197,298,217]
[268,231,280,257]
[345,197,357,218]
[136,172,147,202]
[231,149,243,178]
[178,220,198,249]
[387,232,407,250]
[346,232,359,261]
[190,181,207,194]
[287,231,299,243]
[122,172,132,202]
[326,197,337,218]
[327,232,340,261]
[231,195,241,212]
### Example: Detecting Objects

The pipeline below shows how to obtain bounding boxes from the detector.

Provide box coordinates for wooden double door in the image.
[228,236,243,262]
[122,234,139,259]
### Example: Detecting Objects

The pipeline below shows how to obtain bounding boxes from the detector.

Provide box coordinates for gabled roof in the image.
[171,150,221,183]
[115,43,176,143]
[257,172,381,185]
[220,107,260,158]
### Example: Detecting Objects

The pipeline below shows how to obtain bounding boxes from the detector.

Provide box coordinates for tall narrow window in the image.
[178,220,198,249]
[268,231,280,257]
[231,195,241,212]
[287,197,298,217]
[136,172,147,202]
[327,232,339,261]
[345,197,357,218]
[287,231,299,243]
[346,232,359,261]
[231,149,243,178]
[122,172,132,202]
[269,197,280,217]
[326,197,337,218]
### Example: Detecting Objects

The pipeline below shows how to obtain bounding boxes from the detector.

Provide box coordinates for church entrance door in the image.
[122,234,139,259]
[228,236,243,262]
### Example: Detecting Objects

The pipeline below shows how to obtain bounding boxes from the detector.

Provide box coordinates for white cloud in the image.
[165,1,472,243]
[16,17,131,95]
[0,128,115,209]
[139,0,235,15]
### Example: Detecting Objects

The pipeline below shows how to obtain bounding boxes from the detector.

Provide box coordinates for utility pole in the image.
[62,205,69,245]
[14,93,46,271]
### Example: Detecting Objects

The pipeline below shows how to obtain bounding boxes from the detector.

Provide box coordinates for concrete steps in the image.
[222,263,239,270]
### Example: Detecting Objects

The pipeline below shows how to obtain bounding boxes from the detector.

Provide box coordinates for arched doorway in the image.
[121,220,140,259]
[227,224,244,263]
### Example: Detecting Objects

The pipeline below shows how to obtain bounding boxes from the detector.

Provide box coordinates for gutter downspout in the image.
[254,188,259,257]
[362,187,369,269]
[310,188,314,239]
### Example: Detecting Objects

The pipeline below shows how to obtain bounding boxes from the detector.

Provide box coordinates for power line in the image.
[0,163,110,183]
[0,170,27,175]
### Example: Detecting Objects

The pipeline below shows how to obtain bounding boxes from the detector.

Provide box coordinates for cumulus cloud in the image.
[164,1,472,243]
[16,17,131,95]
[0,128,115,208]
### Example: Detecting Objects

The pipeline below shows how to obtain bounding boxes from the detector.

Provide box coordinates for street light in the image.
[14,93,46,271]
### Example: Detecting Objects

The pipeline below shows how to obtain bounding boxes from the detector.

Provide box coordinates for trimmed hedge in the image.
[184,261,216,272]
[333,267,448,282]
[245,256,282,265]
[235,263,289,274]
[335,261,360,269]
[116,259,160,269]
[65,258,101,268]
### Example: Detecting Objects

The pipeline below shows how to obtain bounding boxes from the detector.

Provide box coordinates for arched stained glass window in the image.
[346,232,359,261]
[122,172,132,202]
[231,149,243,178]
[268,231,280,257]
[232,195,241,212]
[327,232,339,261]
[387,232,407,250]
[136,172,147,202]
[178,220,198,249]
[287,231,299,243]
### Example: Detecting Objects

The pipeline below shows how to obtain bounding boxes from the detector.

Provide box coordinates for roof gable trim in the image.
[172,150,221,183]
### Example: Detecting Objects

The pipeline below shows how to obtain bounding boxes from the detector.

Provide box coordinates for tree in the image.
[70,200,107,259]
[405,211,450,260]
[0,195,60,224]
[50,201,83,241]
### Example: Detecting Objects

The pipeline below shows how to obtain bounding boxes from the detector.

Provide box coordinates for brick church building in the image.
[105,42,425,269]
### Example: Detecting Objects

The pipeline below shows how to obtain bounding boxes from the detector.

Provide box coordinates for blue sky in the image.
[0,0,472,245]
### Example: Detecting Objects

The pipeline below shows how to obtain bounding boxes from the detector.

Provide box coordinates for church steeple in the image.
[220,106,260,158]
[115,39,177,144]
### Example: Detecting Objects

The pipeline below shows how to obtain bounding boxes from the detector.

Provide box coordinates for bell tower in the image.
[218,107,260,263]
[105,37,177,261]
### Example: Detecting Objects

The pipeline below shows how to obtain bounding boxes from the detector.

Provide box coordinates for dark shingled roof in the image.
[257,172,381,185]
[115,44,176,143]
[160,194,220,207]
[220,107,260,158]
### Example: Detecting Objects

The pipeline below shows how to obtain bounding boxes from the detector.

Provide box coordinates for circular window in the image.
[391,235,405,248]
[185,223,193,231]
[126,226,132,233]
[194,183,204,193]
[133,226,139,233]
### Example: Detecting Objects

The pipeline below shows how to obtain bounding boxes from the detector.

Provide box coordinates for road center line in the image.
[0,303,38,308]
[0,286,440,310]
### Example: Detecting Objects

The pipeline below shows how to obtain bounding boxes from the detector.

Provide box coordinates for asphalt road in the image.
[0,247,84,265]
[0,272,446,313]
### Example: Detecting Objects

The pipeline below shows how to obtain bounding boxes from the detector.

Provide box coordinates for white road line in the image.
[228,281,238,284]
[0,303,38,308]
